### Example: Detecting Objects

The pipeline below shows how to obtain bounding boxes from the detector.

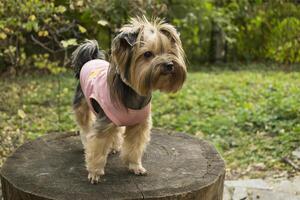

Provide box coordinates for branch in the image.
[282,157,300,171]
[31,35,73,53]
[31,35,56,53]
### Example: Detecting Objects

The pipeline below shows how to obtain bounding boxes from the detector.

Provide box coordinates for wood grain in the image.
[1,129,225,200]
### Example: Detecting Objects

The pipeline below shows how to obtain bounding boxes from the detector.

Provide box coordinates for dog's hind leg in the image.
[121,116,152,175]
[73,98,93,148]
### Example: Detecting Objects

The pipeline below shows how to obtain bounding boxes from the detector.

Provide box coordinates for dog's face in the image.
[111,17,187,96]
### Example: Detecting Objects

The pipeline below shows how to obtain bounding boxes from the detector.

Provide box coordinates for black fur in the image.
[111,72,151,110]
[72,39,150,118]
[71,40,105,79]
[71,40,105,110]
[124,50,132,82]
[119,31,139,47]
[73,83,84,108]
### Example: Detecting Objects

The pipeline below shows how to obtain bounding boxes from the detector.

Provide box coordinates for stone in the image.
[292,147,300,159]
[225,179,272,190]
[232,187,247,200]
[272,177,300,195]
[223,186,232,200]
[294,177,300,195]
[249,189,300,200]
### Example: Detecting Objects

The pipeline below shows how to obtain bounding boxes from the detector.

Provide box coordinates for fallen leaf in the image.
[18,109,26,119]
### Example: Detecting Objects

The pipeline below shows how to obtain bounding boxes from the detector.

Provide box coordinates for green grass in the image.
[1,69,300,177]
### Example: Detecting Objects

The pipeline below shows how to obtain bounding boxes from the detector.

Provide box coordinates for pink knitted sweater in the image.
[80,59,151,126]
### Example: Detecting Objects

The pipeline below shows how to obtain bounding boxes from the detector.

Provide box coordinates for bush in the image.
[228,1,300,64]
[0,0,164,74]
[267,17,300,64]
[1,0,300,74]
[0,0,84,74]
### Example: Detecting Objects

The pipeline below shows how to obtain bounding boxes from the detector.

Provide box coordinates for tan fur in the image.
[74,16,186,184]
[109,16,187,97]
[111,127,124,153]
[121,116,151,174]
[73,99,94,148]
[85,125,122,183]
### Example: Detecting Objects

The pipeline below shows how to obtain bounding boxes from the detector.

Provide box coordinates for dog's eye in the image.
[144,51,153,58]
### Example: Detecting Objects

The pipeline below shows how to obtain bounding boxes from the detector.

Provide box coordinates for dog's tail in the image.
[71,40,105,79]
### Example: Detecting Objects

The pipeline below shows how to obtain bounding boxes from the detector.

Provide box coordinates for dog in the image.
[71,16,187,184]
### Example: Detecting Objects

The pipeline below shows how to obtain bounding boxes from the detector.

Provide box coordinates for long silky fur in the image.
[71,40,105,109]
[71,40,105,79]
[72,16,187,184]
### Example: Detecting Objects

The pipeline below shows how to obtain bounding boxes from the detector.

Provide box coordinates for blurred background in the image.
[0,0,300,182]
[2,0,300,73]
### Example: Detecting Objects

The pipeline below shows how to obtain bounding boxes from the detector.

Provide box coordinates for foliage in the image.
[69,0,168,50]
[228,0,270,61]
[229,1,300,63]
[0,0,83,74]
[1,0,300,73]
[167,0,238,63]
[1,68,300,176]
[267,17,300,64]
[166,0,300,65]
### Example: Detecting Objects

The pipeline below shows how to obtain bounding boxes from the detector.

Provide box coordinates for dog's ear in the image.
[119,31,139,47]
[113,26,140,51]
[111,28,140,82]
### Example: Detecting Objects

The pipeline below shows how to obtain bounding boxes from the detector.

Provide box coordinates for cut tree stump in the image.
[1,129,225,200]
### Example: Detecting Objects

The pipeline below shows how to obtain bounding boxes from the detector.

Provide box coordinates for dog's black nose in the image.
[163,62,174,74]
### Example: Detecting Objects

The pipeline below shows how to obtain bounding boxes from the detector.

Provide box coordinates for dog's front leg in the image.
[121,116,152,175]
[85,124,119,184]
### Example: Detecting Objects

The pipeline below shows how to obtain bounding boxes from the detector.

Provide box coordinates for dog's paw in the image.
[87,169,104,184]
[128,163,147,175]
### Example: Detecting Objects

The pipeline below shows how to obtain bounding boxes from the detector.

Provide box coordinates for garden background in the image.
[1,0,300,180]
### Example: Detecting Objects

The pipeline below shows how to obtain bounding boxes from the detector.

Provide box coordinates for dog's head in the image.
[111,16,187,96]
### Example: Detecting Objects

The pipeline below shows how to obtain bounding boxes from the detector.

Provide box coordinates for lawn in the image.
[1,68,300,178]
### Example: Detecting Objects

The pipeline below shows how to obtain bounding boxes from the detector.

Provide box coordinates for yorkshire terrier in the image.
[71,17,187,184]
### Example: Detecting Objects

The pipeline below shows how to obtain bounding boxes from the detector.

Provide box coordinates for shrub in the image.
[1,0,300,74]
[267,17,300,65]
[0,0,84,74]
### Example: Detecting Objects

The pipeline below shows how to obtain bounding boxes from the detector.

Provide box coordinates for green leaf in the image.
[0,32,7,40]
[78,25,87,33]
[56,5,66,13]
[97,20,108,26]
[18,109,26,119]
[61,39,78,48]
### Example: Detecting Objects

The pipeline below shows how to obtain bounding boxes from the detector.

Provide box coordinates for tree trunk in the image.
[209,20,226,63]
[1,129,225,200]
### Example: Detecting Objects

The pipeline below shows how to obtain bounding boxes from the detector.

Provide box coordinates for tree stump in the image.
[1,129,225,200]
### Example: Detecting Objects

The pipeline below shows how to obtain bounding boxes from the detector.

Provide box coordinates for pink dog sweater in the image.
[80,59,151,126]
